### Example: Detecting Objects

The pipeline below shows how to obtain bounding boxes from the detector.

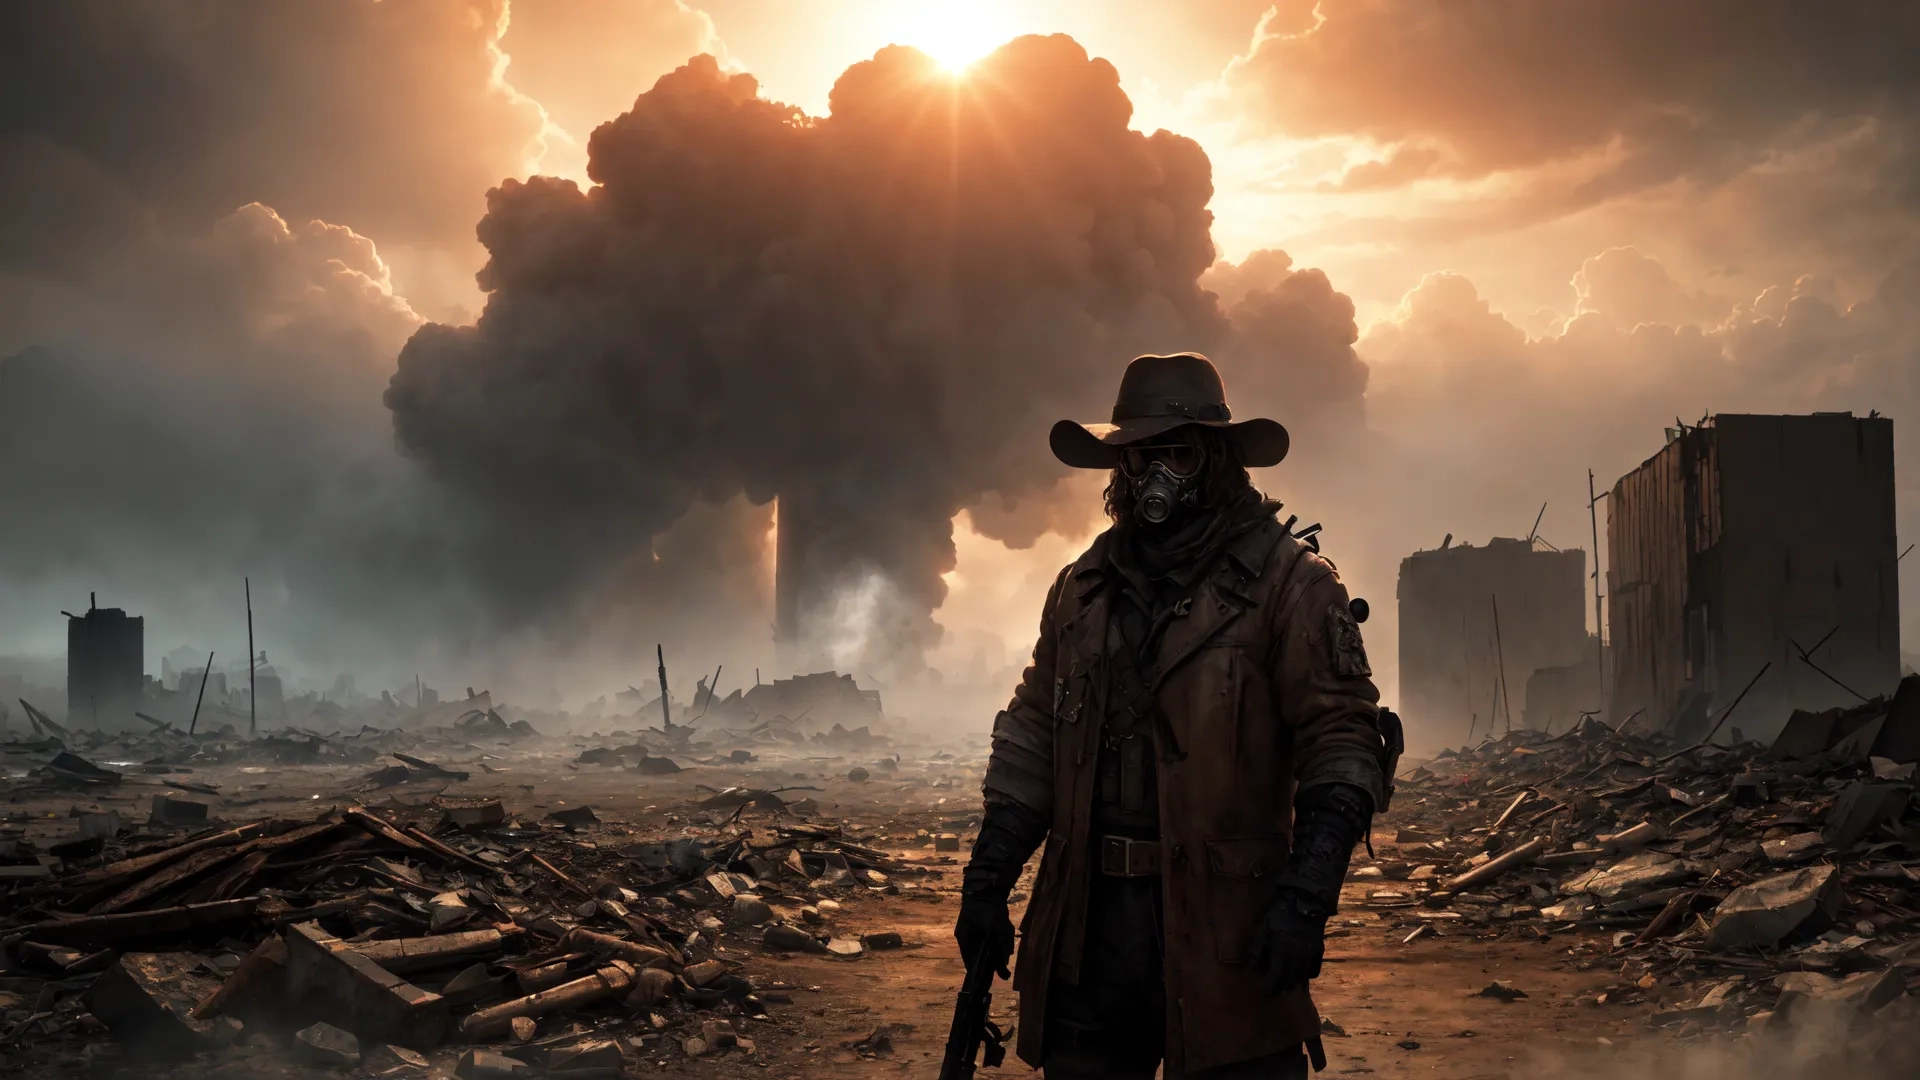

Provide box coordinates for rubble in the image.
[1707,866,1841,949]
[0,747,949,1077]
[1370,681,1920,1038]
[296,1020,362,1069]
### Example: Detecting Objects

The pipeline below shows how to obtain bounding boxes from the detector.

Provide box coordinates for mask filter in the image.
[1132,461,1197,525]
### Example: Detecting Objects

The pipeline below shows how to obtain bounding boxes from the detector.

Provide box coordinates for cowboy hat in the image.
[1049,352,1289,469]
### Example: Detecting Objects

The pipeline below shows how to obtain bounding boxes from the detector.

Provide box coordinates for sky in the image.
[2,1,1916,743]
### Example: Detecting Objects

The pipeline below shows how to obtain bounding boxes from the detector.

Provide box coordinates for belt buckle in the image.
[1101,835,1129,876]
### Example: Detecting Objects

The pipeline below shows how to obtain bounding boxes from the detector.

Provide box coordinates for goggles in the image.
[1118,442,1203,480]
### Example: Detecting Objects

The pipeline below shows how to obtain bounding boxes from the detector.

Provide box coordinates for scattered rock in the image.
[1708,865,1842,949]
[456,1049,529,1079]
[295,1022,361,1069]
[763,924,822,953]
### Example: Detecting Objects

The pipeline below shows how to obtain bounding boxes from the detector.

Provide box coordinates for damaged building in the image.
[1398,537,1592,738]
[1607,412,1901,741]
[65,596,144,731]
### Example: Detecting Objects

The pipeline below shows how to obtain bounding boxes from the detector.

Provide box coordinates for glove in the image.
[1247,892,1327,992]
[955,891,1017,980]
[1248,781,1373,994]
[955,800,1047,979]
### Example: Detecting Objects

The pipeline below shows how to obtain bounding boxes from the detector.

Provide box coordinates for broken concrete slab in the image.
[84,952,222,1057]
[148,794,210,827]
[1707,865,1842,950]
[1771,969,1904,1025]
[1761,832,1824,863]
[1560,851,1693,902]
[284,920,449,1049]
[1823,780,1910,849]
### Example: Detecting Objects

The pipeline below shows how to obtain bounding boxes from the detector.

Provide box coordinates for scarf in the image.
[1109,487,1279,635]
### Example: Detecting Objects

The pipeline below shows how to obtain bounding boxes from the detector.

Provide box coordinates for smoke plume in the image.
[388,39,1369,678]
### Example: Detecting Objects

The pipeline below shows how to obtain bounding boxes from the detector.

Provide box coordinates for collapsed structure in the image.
[1397,537,1592,739]
[1607,413,1900,741]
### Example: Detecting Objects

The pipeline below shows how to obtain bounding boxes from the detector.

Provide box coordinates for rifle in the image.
[939,937,1009,1079]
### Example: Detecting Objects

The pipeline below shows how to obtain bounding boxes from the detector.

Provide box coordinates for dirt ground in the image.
[3,737,1672,1079]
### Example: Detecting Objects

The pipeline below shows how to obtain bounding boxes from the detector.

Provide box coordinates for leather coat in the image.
[982,515,1386,1074]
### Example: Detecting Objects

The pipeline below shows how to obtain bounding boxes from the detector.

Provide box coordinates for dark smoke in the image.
[389,40,1312,676]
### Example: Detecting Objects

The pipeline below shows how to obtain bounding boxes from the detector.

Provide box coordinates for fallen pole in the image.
[7,898,261,948]
[459,960,635,1040]
[189,650,215,735]
[561,928,677,971]
[1442,836,1549,892]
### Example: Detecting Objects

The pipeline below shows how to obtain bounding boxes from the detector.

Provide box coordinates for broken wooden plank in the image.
[61,823,267,891]
[347,929,512,975]
[8,898,261,948]
[400,825,495,876]
[89,845,249,915]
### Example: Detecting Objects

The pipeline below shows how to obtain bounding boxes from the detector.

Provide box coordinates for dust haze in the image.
[1,1,1916,739]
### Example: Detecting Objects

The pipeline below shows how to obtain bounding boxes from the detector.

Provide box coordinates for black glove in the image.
[955,800,1047,979]
[1247,892,1328,992]
[1248,781,1373,994]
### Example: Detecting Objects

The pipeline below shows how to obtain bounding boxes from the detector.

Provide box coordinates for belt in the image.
[1098,835,1161,877]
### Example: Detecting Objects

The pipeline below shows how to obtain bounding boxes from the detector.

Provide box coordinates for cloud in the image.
[1231,0,1919,182]
[497,0,720,179]
[0,0,545,269]
[1572,246,1728,328]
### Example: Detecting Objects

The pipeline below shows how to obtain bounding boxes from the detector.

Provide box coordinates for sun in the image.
[879,1,1023,72]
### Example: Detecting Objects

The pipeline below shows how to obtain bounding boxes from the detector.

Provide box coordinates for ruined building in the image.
[1607,413,1900,742]
[1398,538,1591,739]
[66,596,144,729]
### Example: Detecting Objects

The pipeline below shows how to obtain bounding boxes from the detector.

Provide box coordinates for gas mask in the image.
[1120,442,1204,526]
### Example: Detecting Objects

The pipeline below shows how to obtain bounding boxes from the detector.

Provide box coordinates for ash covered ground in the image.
[4,678,1920,1079]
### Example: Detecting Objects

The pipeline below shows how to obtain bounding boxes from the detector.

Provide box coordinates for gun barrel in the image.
[939,939,1005,1080]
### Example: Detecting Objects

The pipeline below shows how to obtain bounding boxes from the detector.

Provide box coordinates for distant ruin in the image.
[1398,537,1590,740]
[1607,412,1900,741]
[65,596,143,730]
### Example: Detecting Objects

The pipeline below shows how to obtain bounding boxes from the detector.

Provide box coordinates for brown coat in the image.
[999,521,1383,1074]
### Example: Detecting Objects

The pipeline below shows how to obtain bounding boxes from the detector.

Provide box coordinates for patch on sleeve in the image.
[1328,603,1372,679]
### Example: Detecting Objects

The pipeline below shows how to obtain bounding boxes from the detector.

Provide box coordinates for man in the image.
[957,353,1389,1078]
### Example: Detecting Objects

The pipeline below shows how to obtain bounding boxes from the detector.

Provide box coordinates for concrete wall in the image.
[1607,413,1899,741]
[1398,538,1589,743]
[1713,413,1900,735]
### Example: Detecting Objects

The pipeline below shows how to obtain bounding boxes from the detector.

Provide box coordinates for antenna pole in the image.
[245,577,256,739]
[1492,593,1515,733]
[1588,470,1606,710]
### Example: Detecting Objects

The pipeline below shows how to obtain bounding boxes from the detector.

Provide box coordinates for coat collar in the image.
[1059,517,1290,688]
